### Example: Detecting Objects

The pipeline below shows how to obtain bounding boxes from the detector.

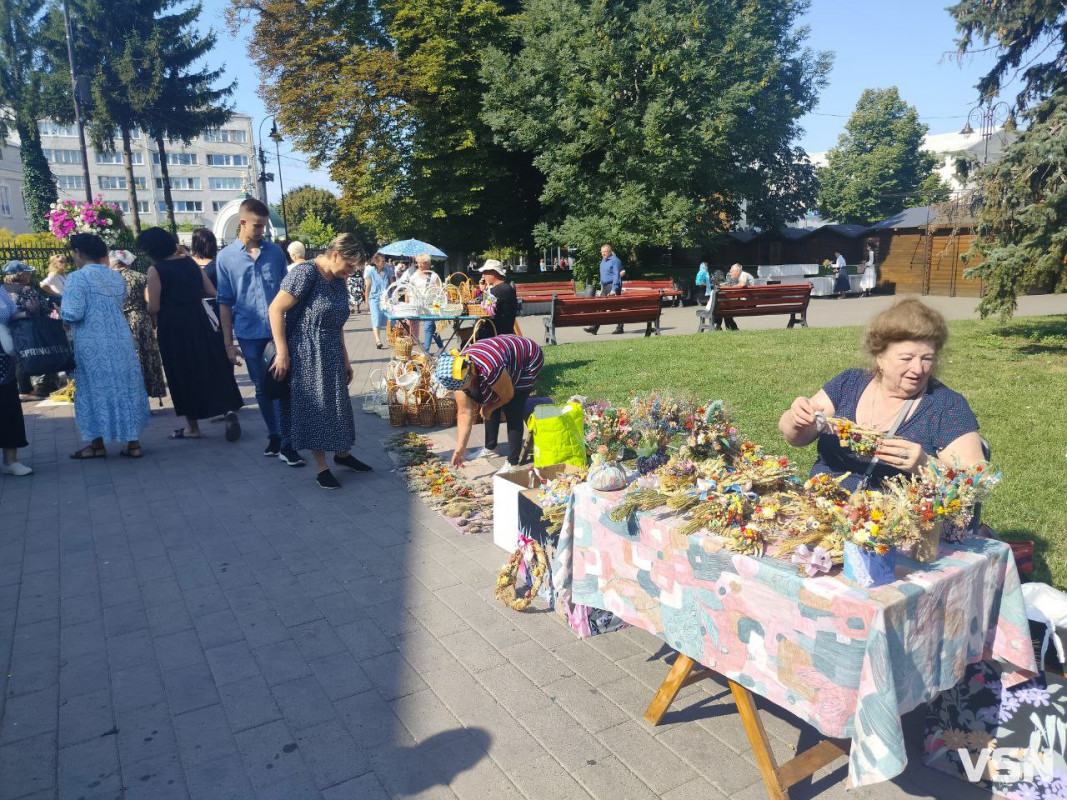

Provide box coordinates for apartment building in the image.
[40,113,258,228]
[0,130,31,235]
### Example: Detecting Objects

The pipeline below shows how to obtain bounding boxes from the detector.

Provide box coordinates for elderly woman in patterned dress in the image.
[109,249,167,405]
[62,234,151,459]
[268,233,374,490]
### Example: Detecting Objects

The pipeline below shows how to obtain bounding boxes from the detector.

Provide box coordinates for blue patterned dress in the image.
[282,263,355,452]
[62,263,151,442]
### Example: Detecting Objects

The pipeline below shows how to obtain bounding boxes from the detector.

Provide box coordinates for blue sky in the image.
[197,0,1007,202]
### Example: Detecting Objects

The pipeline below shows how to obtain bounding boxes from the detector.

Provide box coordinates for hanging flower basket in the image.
[46,196,126,246]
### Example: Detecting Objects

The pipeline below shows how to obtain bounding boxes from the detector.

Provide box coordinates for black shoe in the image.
[334,454,373,472]
[224,411,241,442]
[611,327,625,334]
[278,446,306,467]
[316,469,341,489]
[263,436,281,457]
[582,327,597,335]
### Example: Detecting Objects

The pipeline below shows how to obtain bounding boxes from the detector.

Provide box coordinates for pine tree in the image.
[0,0,59,232]
[128,3,234,233]
[950,0,1067,316]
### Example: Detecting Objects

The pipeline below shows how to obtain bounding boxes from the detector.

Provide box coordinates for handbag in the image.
[261,341,290,400]
[11,316,75,374]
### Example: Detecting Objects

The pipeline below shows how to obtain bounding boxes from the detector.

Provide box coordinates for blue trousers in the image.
[238,337,291,448]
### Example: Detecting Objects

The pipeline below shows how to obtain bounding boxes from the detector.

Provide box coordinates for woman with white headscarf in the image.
[110,248,167,403]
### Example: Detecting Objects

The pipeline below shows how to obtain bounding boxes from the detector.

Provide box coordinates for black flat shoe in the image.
[334,454,373,472]
[316,469,341,489]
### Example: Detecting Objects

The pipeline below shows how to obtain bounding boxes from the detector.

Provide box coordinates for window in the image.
[115,200,150,214]
[152,152,197,166]
[211,200,229,212]
[206,153,249,167]
[56,175,85,190]
[113,127,141,139]
[99,175,126,189]
[96,151,143,165]
[0,186,11,217]
[38,121,77,137]
[44,149,82,164]
[160,200,203,213]
[203,129,247,143]
[155,177,201,191]
[208,177,242,191]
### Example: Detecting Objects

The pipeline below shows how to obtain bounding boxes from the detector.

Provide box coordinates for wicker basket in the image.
[394,335,414,360]
[415,390,436,428]
[448,272,476,303]
[388,402,406,427]
[466,302,491,317]
[436,395,457,427]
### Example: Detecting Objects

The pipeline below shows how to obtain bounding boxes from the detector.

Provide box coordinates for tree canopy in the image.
[815,87,949,226]
[0,0,59,231]
[229,0,538,255]
[480,0,830,270]
[950,0,1067,316]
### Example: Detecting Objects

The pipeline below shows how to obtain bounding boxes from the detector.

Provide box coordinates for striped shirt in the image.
[465,334,544,403]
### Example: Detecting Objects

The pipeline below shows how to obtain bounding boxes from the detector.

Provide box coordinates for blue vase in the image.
[843,541,896,588]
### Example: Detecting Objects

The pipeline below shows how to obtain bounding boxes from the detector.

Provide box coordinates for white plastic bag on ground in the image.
[1021,582,1067,671]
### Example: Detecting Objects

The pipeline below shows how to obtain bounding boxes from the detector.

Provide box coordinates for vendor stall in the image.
[564,483,1036,794]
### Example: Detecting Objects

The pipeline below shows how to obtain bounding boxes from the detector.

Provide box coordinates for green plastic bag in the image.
[528,403,586,468]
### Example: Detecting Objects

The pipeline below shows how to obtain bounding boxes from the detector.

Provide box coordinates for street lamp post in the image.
[269,122,288,236]
[960,100,1011,164]
[61,0,92,202]
[256,115,276,205]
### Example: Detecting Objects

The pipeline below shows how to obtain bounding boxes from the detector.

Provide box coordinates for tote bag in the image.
[11,316,75,374]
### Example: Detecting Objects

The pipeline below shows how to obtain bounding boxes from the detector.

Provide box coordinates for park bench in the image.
[513,281,577,304]
[543,291,663,345]
[623,279,682,305]
[696,283,811,332]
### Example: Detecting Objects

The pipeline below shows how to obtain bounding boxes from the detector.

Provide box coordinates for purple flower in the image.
[1010,784,1040,800]
[976,705,1001,725]
[1016,687,1051,707]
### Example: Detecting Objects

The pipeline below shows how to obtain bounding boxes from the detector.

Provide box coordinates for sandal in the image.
[167,429,203,440]
[70,445,106,459]
[120,445,144,459]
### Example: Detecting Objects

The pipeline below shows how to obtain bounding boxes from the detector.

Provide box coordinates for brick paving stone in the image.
[0,731,56,800]
[271,675,338,730]
[0,683,57,744]
[233,719,319,800]
[597,719,699,794]
[500,639,577,687]
[321,772,389,800]
[361,650,429,701]
[57,734,122,800]
[205,641,261,686]
[507,753,594,800]
[154,628,208,670]
[437,629,505,674]
[121,751,189,800]
[661,776,730,800]
[172,703,241,767]
[292,718,371,790]
[307,652,373,702]
[162,661,220,715]
[573,754,660,800]
[542,675,631,734]
[251,639,312,686]
[182,754,258,800]
[217,675,282,733]
[58,687,114,747]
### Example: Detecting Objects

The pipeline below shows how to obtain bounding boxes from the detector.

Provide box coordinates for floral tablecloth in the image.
[567,484,1037,787]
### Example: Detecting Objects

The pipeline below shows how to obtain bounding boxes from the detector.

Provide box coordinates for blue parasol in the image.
[376,239,448,260]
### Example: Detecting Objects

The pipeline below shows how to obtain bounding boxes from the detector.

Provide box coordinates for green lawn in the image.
[539,314,1067,589]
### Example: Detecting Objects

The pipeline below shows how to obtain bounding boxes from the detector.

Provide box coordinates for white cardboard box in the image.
[492,464,580,551]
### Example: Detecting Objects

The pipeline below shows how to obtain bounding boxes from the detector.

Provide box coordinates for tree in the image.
[481,0,830,272]
[816,88,949,226]
[295,213,337,248]
[950,1,1067,317]
[0,0,59,231]
[282,185,349,233]
[228,0,539,256]
[127,4,235,233]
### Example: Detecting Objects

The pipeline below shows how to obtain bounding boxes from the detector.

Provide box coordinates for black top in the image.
[489,281,517,335]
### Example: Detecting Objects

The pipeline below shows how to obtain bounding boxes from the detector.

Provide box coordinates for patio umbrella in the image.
[377,239,448,260]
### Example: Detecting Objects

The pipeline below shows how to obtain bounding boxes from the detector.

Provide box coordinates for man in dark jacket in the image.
[477,259,516,336]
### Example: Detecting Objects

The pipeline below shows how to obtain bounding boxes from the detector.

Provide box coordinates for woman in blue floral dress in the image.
[268,233,373,489]
[62,234,151,459]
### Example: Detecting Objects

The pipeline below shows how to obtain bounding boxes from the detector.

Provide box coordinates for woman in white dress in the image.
[860,245,878,296]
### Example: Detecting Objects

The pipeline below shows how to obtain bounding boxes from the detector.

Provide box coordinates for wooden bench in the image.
[544,291,663,345]
[696,283,811,332]
[623,279,682,305]
[513,281,577,304]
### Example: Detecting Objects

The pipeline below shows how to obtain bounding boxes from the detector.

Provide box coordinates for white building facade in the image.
[39,113,258,229]
[0,131,31,235]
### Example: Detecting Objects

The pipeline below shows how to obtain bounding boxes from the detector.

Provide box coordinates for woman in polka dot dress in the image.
[268,233,374,489]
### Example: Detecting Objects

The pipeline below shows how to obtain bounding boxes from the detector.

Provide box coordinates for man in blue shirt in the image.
[216,197,305,466]
[584,243,626,335]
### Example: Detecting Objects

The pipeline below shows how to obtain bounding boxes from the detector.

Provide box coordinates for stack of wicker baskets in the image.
[385,353,458,428]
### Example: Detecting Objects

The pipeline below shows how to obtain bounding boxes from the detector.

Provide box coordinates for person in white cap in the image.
[477,259,516,336]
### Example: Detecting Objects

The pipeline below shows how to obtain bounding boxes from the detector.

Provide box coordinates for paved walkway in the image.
[0,292,1043,799]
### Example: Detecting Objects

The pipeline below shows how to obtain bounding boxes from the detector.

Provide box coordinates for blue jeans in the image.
[422,321,443,352]
[238,337,291,447]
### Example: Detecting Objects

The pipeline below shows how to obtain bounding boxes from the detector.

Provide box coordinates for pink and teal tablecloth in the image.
[566,484,1038,787]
